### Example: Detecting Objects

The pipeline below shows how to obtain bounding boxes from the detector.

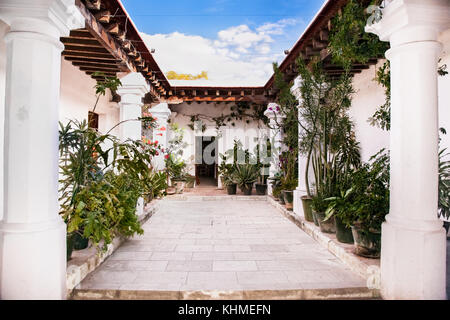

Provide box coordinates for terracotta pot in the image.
[351,224,381,259]
[314,211,336,233]
[283,190,294,211]
[166,187,176,195]
[173,180,185,194]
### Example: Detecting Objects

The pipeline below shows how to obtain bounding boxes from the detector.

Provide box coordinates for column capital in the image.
[365,0,450,47]
[264,103,286,120]
[0,0,84,37]
[117,72,150,100]
[149,103,172,120]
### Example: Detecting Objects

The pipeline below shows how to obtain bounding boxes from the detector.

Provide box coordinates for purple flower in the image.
[269,107,273,111]
[276,106,280,112]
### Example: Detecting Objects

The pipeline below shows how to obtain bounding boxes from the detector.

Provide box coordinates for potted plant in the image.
[268,172,283,201]
[255,177,268,195]
[338,150,390,258]
[438,137,450,234]
[324,188,354,243]
[255,163,269,195]
[234,164,259,195]
[301,196,314,223]
[280,151,298,211]
[311,194,335,232]
[185,174,196,189]
[166,154,187,194]
[223,173,237,195]
[73,229,89,250]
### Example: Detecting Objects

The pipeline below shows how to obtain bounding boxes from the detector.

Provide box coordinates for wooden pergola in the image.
[62,0,169,102]
[63,0,381,107]
[264,0,380,98]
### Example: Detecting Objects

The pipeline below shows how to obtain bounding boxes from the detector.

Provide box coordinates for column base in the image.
[267,183,273,197]
[0,218,67,300]
[293,188,307,218]
[380,217,447,300]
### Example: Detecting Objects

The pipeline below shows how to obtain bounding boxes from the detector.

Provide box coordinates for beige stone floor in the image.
[77,198,366,292]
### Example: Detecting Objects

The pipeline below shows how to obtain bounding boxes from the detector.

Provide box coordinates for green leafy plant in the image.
[59,75,161,254]
[439,128,450,220]
[328,0,389,70]
[331,149,390,232]
[165,154,187,181]
[233,164,259,191]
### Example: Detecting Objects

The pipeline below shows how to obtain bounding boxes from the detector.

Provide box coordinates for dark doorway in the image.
[195,136,218,186]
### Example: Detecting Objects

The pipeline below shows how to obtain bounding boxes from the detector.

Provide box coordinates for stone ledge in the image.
[267,196,381,292]
[66,200,161,296]
[71,286,379,300]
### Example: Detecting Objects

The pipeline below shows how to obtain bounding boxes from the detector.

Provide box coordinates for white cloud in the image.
[140,18,301,86]
[257,18,299,35]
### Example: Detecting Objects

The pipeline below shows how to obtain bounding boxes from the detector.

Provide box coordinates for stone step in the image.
[71,287,380,300]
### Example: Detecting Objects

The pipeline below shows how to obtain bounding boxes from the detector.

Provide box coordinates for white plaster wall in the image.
[168,102,269,176]
[349,60,391,162]
[0,21,9,221]
[59,58,120,137]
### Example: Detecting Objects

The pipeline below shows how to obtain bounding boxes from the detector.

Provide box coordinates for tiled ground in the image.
[78,198,366,292]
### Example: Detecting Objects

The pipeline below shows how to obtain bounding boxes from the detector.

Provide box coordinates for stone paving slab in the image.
[74,198,375,299]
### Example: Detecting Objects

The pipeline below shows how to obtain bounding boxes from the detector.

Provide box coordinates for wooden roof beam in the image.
[64,56,120,64]
[75,0,136,72]
[85,0,101,10]
[95,10,110,24]
[106,22,120,35]
[62,51,115,60]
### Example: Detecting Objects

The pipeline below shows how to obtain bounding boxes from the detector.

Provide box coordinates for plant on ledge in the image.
[326,149,390,258]
[233,164,259,196]
[59,74,160,259]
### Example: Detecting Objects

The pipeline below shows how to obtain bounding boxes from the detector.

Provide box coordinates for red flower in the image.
[164,154,169,160]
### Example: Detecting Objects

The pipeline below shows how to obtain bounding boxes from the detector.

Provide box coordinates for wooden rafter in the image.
[74,0,137,72]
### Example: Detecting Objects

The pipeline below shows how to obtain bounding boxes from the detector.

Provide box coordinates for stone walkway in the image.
[77,198,368,298]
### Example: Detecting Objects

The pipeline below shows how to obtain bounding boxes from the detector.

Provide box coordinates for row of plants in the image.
[219,140,271,196]
[268,0,450,258]
[271,40,387,257]
[60,75,168,260]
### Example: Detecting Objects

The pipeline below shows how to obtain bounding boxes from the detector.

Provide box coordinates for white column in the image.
[290,77,308,217]
[117,72,149,141]
[0,0,84,299]
[149,103,171,171]
[117,73,149,216]
[264,103,285,196]
[366,0,450,300]
[217,125,227,189]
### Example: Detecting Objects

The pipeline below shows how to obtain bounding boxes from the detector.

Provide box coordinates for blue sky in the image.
[121,0,326,86]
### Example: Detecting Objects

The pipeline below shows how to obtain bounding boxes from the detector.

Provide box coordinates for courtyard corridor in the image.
[74,198,373,299]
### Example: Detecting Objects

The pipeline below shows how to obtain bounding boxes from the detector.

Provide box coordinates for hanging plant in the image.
[328,0,389,70]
